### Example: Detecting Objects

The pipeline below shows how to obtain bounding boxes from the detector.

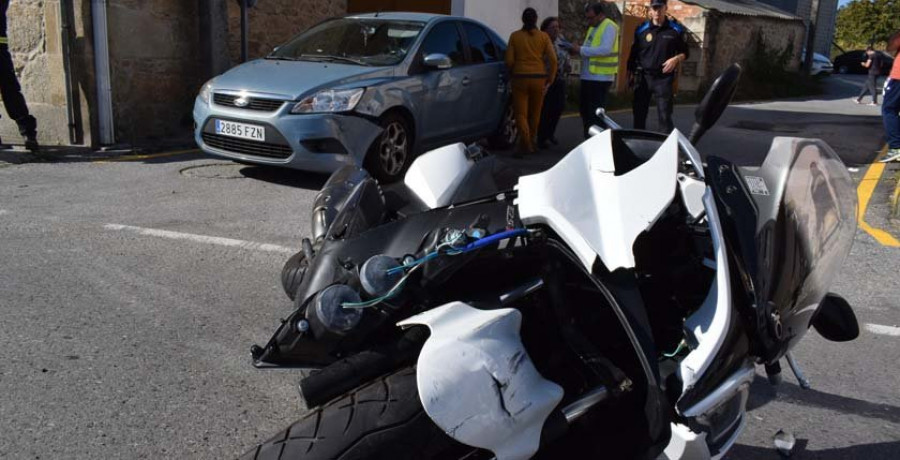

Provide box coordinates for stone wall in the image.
[706,13,805,81]
[226,0,348,62]
[0,0,70,146]
[105,0,203,144]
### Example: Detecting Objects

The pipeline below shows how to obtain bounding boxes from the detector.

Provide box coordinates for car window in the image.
[420,22,466,67]
[270,18,424,66]
[462,23,499,64]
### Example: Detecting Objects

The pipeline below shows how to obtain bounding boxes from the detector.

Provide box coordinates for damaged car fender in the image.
[398,302,564,460]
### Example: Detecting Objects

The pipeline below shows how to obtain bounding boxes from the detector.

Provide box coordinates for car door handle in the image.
[462,76,470,86]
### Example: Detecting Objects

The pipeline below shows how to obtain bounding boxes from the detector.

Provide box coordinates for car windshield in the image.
[269,18,425,66]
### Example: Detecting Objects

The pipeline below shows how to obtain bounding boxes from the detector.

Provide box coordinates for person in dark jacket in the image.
[537,16,570,149]
[0,0,38,151]
[626,0,688,133]
[855,46,882,106]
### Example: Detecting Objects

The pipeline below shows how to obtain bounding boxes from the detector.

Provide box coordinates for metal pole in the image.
[240,0,249,62]
[91,0,115,145]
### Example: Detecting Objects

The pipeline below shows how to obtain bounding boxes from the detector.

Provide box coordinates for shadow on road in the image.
[728,439,900,459]
[746,376,900,425]
[239,165,329,190]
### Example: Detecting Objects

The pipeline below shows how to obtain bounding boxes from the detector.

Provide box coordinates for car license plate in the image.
[215,119,265,142]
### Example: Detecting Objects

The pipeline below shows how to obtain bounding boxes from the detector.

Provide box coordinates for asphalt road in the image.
[0,74,898,459]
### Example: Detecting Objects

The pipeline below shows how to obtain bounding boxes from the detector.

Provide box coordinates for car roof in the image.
[345,12,446,22]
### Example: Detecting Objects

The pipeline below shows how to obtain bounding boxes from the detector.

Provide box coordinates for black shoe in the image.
[549,137,559,146]
[24,136,39,152]
[537,140,550,150]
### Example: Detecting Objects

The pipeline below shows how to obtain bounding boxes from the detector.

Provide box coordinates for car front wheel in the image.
[366,113,413,183]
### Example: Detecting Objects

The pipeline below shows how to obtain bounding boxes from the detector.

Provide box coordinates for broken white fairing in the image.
[400,131,737,458]
[516,129,680,271]
[398,303,563,460]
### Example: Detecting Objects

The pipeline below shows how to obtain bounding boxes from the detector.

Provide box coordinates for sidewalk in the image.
[0,143,198,168]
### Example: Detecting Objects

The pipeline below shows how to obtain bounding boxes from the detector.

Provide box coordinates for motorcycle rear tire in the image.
[239,367,473,460]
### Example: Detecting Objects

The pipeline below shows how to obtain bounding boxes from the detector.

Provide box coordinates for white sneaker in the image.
[880,148,900,163]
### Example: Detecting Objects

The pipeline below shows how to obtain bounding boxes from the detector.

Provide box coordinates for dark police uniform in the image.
[0,0,38,147]
[627,16,688,133]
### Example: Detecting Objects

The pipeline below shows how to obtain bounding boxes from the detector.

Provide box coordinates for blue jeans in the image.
[883,78,900,149]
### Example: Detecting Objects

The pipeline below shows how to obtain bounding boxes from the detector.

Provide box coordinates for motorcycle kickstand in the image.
[785,352,811,389]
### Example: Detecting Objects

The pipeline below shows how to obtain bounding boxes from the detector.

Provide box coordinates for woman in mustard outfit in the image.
[505,8,557,156]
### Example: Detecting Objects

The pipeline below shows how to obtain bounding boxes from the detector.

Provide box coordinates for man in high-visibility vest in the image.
[626,0,688,133]
[569,3,619,138]
[0,0,38,151]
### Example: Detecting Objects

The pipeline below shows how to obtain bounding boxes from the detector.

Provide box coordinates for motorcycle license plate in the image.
[215,119,265,142]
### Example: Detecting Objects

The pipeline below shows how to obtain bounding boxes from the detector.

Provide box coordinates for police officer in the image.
[0,0,38,151]
[570,3,619,138]
[627,0,688,133]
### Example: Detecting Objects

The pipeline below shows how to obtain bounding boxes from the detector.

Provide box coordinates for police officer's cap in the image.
[650,0,668,7]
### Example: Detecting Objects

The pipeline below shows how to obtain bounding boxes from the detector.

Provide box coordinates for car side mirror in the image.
[423,53,452,70]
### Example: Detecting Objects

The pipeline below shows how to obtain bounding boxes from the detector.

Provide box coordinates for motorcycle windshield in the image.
[720,137,857,360]
[772,139,856,314]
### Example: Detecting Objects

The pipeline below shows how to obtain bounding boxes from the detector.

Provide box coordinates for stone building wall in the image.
[226,0,348,63]
[105,0,204,144]
[706,13,805,80]
[814,0,836,56]
[0,0,70,146]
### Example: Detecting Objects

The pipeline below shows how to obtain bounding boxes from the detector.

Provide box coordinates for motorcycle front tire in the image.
[239,367,474,460]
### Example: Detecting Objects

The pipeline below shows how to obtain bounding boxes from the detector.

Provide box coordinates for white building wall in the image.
[452,0,559,42]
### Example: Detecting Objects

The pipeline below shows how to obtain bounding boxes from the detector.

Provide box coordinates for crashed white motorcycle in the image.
[242,64,860,460]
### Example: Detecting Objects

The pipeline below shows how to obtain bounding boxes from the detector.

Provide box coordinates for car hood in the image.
[211,59,396,100]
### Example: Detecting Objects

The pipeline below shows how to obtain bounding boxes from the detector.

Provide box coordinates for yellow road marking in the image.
[857,145,900,247]
[94,148,200,163]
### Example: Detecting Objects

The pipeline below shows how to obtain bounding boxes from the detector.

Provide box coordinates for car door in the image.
[415,21,471,146]
[461,22,507,136]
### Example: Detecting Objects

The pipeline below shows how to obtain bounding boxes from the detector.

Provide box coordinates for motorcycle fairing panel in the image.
[707,137,857,364]
[516,129,680,271]
[398,302,564,460]
[405,130,743,458]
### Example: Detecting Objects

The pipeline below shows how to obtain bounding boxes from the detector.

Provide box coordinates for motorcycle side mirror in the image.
[811,293,859,342]
[689,63,742,145]
[423,53,452,70]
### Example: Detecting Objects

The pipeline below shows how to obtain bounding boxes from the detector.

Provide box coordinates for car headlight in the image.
[199,78,215,104]
[291,88,365,114]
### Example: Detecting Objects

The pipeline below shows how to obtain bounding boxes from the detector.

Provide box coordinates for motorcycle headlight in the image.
[291,88,365,114]
[199,78,215,104]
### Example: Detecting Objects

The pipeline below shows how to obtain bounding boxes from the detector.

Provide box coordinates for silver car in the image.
[193,13,516,182]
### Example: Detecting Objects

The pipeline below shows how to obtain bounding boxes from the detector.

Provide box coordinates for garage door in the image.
[347,0,451,15]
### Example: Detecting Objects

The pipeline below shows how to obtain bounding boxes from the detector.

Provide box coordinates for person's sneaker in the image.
[867,102,879,106]
[880,148,900,163]
[853,98,863,104]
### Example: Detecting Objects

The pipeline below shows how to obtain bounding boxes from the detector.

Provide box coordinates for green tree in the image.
[835,0,900,51]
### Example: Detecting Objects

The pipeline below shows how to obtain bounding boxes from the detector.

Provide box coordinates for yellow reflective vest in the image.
[584,18,619,75]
